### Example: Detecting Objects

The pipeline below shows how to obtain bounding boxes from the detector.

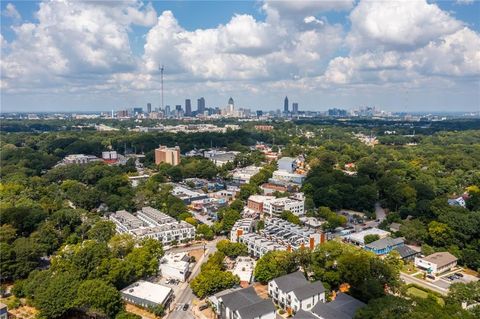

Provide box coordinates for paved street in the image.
[166,238,222,319]
[400,273,448,296]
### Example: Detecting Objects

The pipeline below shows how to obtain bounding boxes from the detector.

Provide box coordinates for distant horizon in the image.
[1,0,479,111]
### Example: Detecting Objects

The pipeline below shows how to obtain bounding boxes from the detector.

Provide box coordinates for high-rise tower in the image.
[284,96,289,113]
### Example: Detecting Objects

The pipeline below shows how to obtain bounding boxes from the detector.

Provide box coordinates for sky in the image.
[1,0,480,113]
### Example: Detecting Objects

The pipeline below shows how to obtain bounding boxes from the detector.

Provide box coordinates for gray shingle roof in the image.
[236,299,276,319]
[291,281,326,301]
[365,237,404,250]
[272,271,307,292]
[311,293,365,319]
[394,245,419,259]
[292,309,318,319]
[220,287,261,311]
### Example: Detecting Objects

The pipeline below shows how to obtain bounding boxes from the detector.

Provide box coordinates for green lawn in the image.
[402,263,418,275]
[407,287,445,306]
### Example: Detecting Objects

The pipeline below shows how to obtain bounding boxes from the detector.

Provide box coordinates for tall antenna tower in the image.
[160,65,164,109]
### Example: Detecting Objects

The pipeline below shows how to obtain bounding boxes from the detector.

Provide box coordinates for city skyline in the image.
[1,0,480,112]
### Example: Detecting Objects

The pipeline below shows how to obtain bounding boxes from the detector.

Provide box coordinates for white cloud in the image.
[2,3,21,21]
[348,0,462,51]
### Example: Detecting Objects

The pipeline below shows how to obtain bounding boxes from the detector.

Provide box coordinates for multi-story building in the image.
[231,165,261,184]
[160,252,191,282]
[262,197,305,217]
[185,99,192,116]
[414,252,458,275]
[197,97,206,114]
[230,218,256,242]
[155,145,181,166]
[238,233,287,258]
[278,157,297,173]
[61,154,101,165]
[109,207,195,245]
[268,271,325,314]
[254,125,274,131]
[262,218,324,250]
[247,195,276,214]
[204,150,239,167]
[171,184,208,204]
[121,281,173,309]
[270,170,306,185]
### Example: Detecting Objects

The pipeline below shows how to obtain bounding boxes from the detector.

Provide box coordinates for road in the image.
[375,202,386,221]
[400,273,448,296]
[167,238,222,319]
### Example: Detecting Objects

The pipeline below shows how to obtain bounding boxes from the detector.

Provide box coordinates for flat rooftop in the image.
[121,280,172,305]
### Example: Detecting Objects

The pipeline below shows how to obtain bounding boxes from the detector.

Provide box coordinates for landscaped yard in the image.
[402,262,418,275]
[407,287,445,306]
[414,272,424,279]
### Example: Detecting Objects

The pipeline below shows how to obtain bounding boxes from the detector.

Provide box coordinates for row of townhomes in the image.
[109,206,196,245]
[211,270,365,319]
[231,217,326,258]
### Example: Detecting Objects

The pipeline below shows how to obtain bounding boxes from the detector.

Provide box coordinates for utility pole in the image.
[160,65,164,109]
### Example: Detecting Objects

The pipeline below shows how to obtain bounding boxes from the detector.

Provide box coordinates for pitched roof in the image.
[236,299,276,319]
[311,293,365,319]
[271,271,307,292]
[291,280,326,301]
[422,252,458,267]
[220,286,262,311]
[292,309,318,319]
[394,245,419,259]
[365,237,404,250]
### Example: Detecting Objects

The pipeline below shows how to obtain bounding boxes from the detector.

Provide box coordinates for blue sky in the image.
[1,0,479,112]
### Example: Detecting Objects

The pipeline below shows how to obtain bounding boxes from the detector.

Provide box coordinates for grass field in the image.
[402,262,418,275]
[407,287,445,306]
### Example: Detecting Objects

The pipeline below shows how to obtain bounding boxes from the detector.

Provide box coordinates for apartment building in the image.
[238,233,287,258]
[263,197,305,217]
[230,218,256,242]
[262,218,324,250]
[155,145,181,166]
[160,252,191,282]
[109,207,195,245]
[268,271,325,314]
[231,165,261,184]
[247,195,276,213]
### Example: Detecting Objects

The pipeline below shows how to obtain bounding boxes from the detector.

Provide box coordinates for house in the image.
[389,222,402,233]
[364,237,404,255]
[448,196,466,208]
[159,252,191,282]
[343,228,390,246]
[232,166,261,184]
[393,245,421,261]
[120,281,173,309]
[293,293,366,319]
[268,271,326,314]
[414,252,458,275]
[215,286,276,319]
[0,303,7,319]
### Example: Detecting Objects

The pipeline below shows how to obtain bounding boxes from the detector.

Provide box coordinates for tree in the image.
[428,221,454,247]
[75,279,123,318]
[116,312,141,319]
[364,234,380,245]
[254,251,297,284]
[185,217,198,227]
[447,281,480,309]
[280,210,301,225]
[0,224,17,243]
[34,272,81,319]
[12,237,43,279]
[216,240,248,258]
[0,206,47,236]
[399,219,428,244]
[354,295,411,319]
[190,269,239,298]
[221,209,241,232]
[196,224,214,240]
[109,233,136,258]
[87,220,116,243]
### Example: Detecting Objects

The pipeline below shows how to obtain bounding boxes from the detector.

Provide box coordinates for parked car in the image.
[456,273,464,277]
[199,304,209,311]
[183,304,189,311]
[426,274,435,280]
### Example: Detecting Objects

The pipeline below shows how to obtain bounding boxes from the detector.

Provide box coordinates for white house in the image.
[414,252,458,275]
[215,286,276,319]
[159,252,191,282]
[269,271,326,314]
